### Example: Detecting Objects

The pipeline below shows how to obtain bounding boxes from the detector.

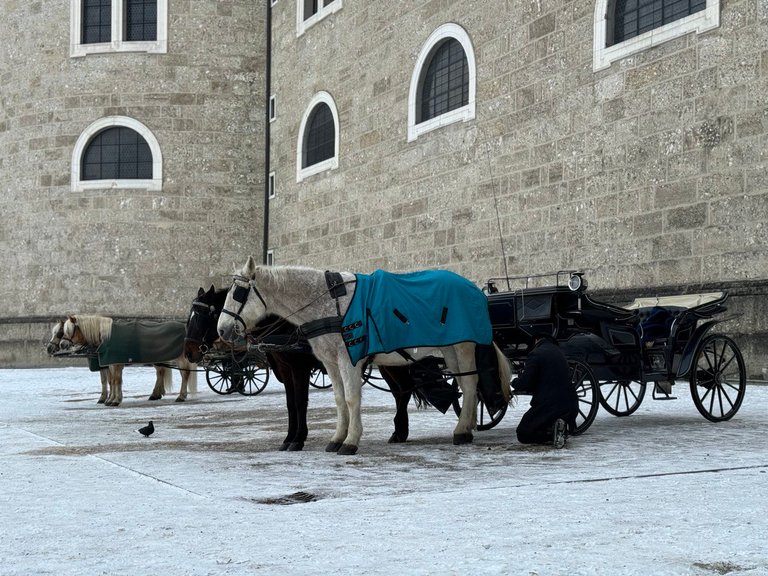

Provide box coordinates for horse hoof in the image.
[287,442,304,452]
[97,399,106,404]
[388,432,408,444]
[149,395,161,401]
[279,441,291,451]
[453,432,473,445]
[175,397,186,403]
[325,442,343,452]
[337,444,358,456]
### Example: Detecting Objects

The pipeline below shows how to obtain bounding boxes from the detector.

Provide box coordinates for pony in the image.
[60,315,197,406]
[216,257,511,455]
[185,286,416,450]
[47,319,111,404]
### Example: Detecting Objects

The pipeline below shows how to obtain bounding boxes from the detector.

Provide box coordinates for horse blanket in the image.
[341,269,493,366]
[95,319,186,367]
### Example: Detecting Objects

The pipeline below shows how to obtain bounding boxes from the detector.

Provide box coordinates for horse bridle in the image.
[185,300,220,348]
[220,275,268,335]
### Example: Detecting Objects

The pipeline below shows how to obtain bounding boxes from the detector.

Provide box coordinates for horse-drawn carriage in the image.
[485,271,746,424]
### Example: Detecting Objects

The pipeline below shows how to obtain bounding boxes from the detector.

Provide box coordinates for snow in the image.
[1,366,767,576]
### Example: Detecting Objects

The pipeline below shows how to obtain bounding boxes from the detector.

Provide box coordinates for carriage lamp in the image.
[568,273,587,292]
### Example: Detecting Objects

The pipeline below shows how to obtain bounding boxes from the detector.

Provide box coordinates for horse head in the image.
[46,320,66,355]
[60,316,85,351]
[217,256,268,343]
[185,285,227,362]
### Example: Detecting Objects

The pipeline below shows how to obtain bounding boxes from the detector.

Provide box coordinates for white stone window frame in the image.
[72,116,163,192]
[408,23,477,143]
[70,0,168,58]
[296,0,342,37]
[593,0,719,71]
[296,91,340,183]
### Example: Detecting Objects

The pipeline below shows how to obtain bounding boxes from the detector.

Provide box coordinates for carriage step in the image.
[652,383,677,400]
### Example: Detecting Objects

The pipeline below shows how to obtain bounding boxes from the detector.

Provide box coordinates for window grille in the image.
[614,0,706,43]
[82,0,112,44]
[303,104,334,168]
[420,39,469,123]
[82,127,153,180]
[125,0,158,42]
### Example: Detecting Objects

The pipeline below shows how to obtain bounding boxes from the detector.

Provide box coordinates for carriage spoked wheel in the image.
[570,360,599,436]
[598,379,647,417]
[309,367,332,389]
[689,334,746,422]
[205,359,238,395]
[236,360,269,396]
[451,379,508,432]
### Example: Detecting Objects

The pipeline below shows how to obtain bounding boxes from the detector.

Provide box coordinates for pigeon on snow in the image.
[137,421,154,437]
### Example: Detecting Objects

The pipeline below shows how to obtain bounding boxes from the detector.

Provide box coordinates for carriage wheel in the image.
[451,380,508,432]
[309,367,332,389]
[570,360,598,436]
[205,360,237,395]
[598,380,647,417]
[689,334,746,422]
[236,361,269,396]
[363,363,392,392]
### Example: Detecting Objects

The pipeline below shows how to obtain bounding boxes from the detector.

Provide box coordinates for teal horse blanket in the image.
[341,270,492,365]
[94,319,185,368]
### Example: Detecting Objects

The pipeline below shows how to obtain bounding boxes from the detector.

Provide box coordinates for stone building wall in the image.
[0,1,265,366]
[267,0,768,374]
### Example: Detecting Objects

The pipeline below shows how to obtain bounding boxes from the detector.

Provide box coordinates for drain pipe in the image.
[262,0,272,265]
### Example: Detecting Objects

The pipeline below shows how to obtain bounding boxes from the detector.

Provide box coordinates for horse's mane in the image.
[247,264,325,291]
[73,315,114,344]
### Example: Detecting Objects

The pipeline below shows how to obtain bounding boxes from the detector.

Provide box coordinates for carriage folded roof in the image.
[623,292,725,310]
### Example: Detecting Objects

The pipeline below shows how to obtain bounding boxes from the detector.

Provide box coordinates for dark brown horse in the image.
[184,287,416,450]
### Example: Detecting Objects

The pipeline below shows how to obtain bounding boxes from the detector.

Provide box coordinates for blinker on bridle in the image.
[220,275,267,334]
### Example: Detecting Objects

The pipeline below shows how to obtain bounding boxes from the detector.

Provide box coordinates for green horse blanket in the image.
[94,319,186,368]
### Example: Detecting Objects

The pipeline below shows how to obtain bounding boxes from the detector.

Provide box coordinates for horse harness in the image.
[219,274,268,335]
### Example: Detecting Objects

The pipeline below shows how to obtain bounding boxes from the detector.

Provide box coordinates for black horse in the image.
[184,286,418,450]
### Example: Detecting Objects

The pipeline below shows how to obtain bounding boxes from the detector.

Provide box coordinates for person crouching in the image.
[511,334,578,449]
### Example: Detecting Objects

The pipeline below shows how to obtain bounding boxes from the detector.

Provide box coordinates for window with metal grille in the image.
[420,39,469,124]
[303,103,334,168]
[614,0,706,43]
[82,127,153,180]
[82,0,112,44]
[125,0,157,42]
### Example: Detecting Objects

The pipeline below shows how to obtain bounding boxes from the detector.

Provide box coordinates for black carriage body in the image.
[485,272,746,422]
[487,275,732,383]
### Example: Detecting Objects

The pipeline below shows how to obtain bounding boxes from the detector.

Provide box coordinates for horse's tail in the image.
[494,343,512,403]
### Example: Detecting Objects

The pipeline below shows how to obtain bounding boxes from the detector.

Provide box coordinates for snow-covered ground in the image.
[1,366,766,575]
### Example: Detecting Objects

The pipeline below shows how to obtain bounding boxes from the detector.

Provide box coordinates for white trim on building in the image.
[71,116,163,192]
[70,0,168,58]
[407,23,477,143]
[593,0,720,71]
[296,91,340,182]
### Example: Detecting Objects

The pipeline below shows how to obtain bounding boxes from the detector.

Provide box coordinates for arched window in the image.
[593,0,719,71]
[420,39,469,123]
[296,92,339,182]
[72,117,162,191]
[408,23,476,142]
[303,103,334,168]
[82,127,152,180]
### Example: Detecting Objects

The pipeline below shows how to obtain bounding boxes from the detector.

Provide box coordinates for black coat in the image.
[512,338,578,436]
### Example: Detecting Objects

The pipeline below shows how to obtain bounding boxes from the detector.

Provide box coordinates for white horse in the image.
[217,256,511,455]
[60,315,197,406]
[47,319,111,404]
